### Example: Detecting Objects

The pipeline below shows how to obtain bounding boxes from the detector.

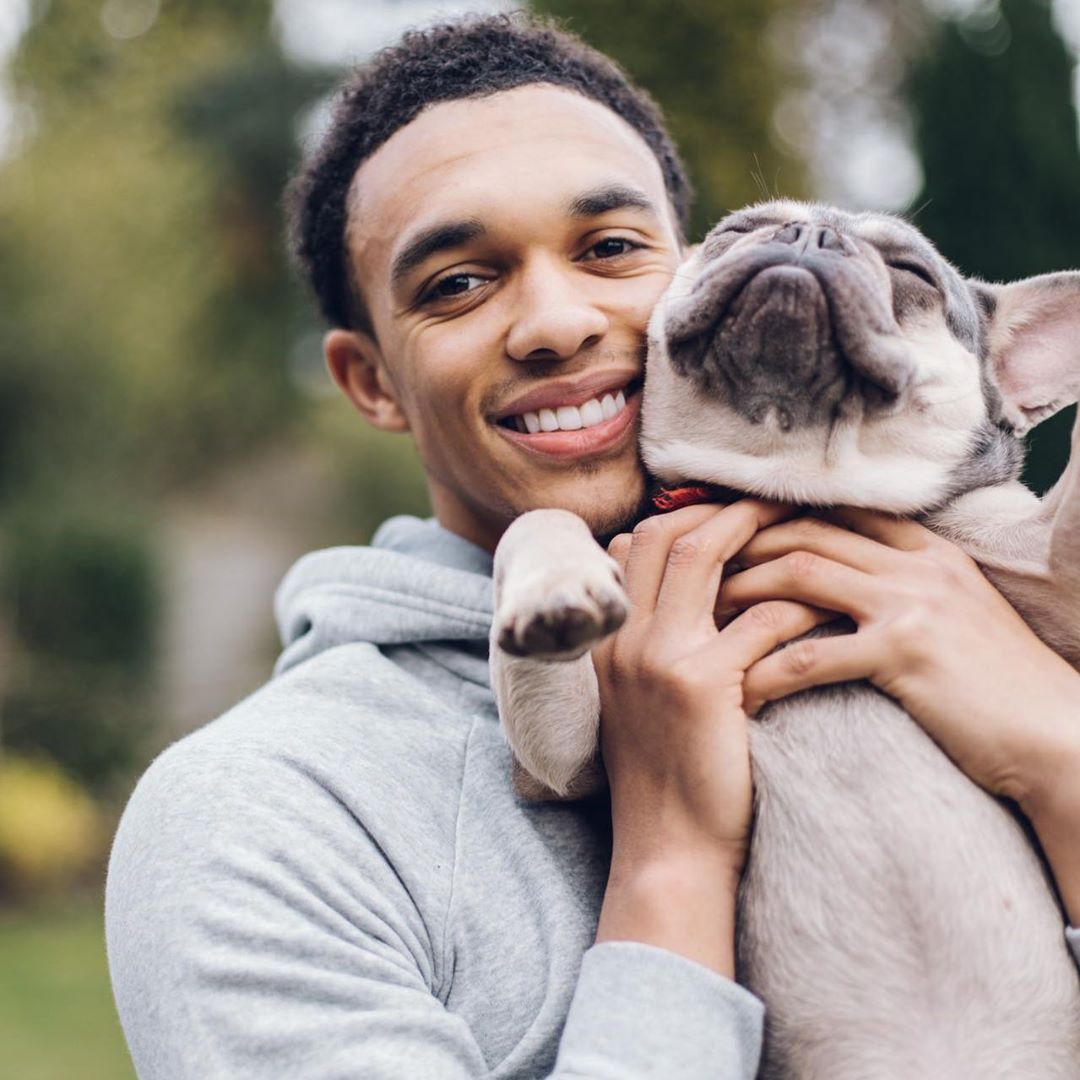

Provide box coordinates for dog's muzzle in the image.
[664,224,915,429]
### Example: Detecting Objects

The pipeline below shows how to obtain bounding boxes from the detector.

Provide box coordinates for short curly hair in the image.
[285,10,693,330]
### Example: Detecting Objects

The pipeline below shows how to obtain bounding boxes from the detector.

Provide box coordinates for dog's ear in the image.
[971,273,1080,654]
[975,272,1080,437]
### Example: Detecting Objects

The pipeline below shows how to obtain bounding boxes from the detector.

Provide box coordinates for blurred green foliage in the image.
[0,0,1077,814]
[2,503,158,789]
[911,0,1080,283]
[909,0,1080,493]
[533,0,806,236]
[8,504,157,670]
[0,898,134,1080]
[0,0,333,799]
[0,3,1075,1072]
[1,2,325,497]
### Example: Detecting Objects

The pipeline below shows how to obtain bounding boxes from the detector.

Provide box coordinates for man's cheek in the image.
[414,401,475,459]
[625,264,680,310]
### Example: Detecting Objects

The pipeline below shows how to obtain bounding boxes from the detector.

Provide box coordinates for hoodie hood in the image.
[274,515,494,677]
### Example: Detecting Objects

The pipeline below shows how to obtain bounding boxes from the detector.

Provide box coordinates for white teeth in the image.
[556,405,583,430]
[510,389,630,433]
[580,399,604,427]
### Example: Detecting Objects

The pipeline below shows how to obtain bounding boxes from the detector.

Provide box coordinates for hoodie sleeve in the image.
[555,942,763,1077]
[1069,927,1080,967]
[106,738,763,1080]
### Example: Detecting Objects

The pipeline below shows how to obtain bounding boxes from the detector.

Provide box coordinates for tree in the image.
[531,0,806,237]
[909,0,1080,491]
[0,0,331,786]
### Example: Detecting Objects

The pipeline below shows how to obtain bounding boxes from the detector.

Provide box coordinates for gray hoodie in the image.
[106,515,764,1079]
[105,515,1080,1079]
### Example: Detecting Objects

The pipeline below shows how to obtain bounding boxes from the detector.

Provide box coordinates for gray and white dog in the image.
[490,200,1080,1078]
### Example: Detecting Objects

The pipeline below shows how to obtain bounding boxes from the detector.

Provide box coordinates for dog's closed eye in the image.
[887,260,936,287]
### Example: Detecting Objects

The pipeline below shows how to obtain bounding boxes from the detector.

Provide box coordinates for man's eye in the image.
[586,237,641,260]
[421,273,486,303]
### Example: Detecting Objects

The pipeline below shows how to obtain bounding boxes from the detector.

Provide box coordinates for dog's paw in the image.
[495,555,628,658]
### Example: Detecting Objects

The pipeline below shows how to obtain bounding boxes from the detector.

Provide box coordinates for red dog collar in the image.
[651,483,725,513]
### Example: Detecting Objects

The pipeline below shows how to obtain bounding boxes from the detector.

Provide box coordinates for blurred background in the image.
[0,0,1077,1075]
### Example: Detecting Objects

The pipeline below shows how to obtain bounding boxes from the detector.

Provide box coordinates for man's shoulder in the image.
[105,643,488,1035]
[110,642,482,898]
[156,641,477,790]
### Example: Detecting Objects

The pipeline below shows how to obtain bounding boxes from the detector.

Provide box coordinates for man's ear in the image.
[323,328,409,433]
[977,271,1080,436]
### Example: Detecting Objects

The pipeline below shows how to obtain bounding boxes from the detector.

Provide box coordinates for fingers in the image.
[719,550,875,622]
[609,500,794,617]
[613,503,728,611]
[652,501,796,632]
[735,514,908,575]
[713,600,838,672]
[742,629,878,715]
[607,531,632,573]
[819,506,939,552]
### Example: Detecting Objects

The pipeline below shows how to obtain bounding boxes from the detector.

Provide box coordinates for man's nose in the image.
[505,258,609,362]
[772,221,851,255]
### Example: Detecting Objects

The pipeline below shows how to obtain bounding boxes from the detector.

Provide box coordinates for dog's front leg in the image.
[491,509,628,799]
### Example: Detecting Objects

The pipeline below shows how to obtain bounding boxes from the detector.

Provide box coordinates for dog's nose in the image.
[774,222,848,254]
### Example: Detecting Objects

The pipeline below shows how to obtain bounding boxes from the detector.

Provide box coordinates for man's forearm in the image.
[1038,813,1080,927]
[596,846,741,979]
[1018,703,1080,924]
[1024,765,1080,926]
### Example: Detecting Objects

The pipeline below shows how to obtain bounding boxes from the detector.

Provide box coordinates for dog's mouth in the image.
[664,249,913,425]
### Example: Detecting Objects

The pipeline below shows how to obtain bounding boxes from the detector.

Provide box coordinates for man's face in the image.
[329,83,684,551]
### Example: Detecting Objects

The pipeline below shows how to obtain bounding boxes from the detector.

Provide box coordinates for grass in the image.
[0,894,135,1080]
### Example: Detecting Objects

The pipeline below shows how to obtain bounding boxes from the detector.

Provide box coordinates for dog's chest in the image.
[738,678,1080,1078]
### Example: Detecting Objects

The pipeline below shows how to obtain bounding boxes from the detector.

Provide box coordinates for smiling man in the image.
[319,81,682,549]
[105,12,1080,1080]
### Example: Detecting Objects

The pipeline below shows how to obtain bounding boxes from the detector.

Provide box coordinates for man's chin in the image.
[582,493,652,546]
[522,468,649,544]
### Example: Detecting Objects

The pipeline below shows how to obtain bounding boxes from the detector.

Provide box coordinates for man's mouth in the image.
[492,372,643,460]
[501,387,630,433]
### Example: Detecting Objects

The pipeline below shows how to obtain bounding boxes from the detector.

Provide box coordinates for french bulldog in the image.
[490,200,1080,1078]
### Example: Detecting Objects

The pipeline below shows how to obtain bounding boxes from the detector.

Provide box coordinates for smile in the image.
[506,388,629,433]
[494,377,642,461]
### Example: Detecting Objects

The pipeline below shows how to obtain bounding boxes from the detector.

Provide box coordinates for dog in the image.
[489,201,1080,1078]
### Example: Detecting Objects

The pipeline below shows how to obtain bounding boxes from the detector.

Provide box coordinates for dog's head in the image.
[643,199,1080,513]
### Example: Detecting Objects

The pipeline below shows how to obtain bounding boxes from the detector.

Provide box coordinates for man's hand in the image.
[721,507,1080,922]
[592,500,833,976]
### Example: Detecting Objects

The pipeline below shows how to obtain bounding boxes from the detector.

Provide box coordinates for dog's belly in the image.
[740,680,1080,1080]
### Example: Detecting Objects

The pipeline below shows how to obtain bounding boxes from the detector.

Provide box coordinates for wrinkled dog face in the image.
[643,199,1023,513]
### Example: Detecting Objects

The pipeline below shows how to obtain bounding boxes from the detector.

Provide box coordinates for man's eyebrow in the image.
[390,219,486,288]
[566,183,657,218]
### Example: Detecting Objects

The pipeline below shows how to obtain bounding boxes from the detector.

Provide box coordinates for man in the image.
[106,13,1080,1078]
